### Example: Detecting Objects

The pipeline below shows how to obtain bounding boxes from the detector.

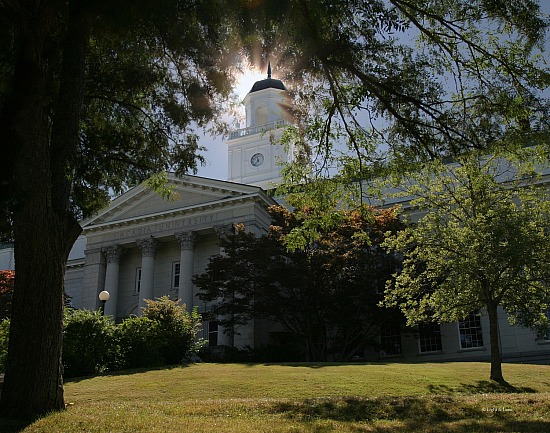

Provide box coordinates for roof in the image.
[249,62,286,93]
[80,173,277,231]
[249,78,286,93]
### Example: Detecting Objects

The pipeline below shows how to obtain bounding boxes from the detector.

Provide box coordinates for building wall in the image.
[375,307,550,363]
[65,265,84,308]
[0,244,15,270]
[227,128,288,189]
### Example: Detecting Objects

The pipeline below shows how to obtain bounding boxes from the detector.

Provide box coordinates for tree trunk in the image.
[486,301,505,383]
[0,56,70,419]
[0,0,87,418]
[0,214,79,418]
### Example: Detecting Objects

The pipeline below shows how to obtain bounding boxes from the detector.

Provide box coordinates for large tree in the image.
[195,205,403,361]
[382,149,550,383]
[0,0,241,418]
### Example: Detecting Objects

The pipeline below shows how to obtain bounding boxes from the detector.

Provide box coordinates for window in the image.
[380,325,402,356]
[172,262,180,289]
[458,312,484,349]
[207,321,219,346]
[134,267,141,295]
[418,323,442,353]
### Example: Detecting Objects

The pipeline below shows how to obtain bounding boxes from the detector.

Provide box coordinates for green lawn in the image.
[2,362,550,432]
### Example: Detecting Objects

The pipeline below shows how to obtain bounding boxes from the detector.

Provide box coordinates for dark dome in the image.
[248,62,286,93]
[249,78,286,93]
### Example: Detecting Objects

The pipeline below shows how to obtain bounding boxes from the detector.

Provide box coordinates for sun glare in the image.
[234,67,266,101]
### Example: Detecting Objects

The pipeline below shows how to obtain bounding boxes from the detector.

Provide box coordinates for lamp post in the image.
[98,290,110,316]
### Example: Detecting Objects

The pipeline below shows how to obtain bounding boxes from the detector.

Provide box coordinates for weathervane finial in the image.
[267,61,272,79]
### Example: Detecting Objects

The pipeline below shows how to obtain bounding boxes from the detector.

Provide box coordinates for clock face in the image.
[250,152,264,167]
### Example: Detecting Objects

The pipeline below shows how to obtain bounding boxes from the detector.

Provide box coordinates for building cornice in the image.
[83,192,275,234]
[81,173,272,228]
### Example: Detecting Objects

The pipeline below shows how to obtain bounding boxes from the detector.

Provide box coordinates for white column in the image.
[137,237,158,315]
[175,231,195,312]
[102,245,124,319]
[81,249,106,310]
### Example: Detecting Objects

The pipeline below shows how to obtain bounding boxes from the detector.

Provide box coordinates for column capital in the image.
[214,224,234,240]
[102,245,124,264]
[175,231,196,251]
[137,237,158,257]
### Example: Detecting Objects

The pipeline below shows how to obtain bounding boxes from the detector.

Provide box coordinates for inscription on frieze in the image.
[118,214,216,239]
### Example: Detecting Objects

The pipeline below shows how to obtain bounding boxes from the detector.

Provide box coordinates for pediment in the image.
[82,174,269,228]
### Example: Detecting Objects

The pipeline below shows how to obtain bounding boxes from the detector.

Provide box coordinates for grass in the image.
[1,362,550,432]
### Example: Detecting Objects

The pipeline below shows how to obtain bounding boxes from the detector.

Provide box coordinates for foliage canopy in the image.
[195,205,403,361]
[272,0,550,228]
[382,149,550,382]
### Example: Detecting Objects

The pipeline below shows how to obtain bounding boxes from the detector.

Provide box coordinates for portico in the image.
[67,175,276,348]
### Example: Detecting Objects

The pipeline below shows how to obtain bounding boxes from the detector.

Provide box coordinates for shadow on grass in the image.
[427,380,537,395]
[0,417,34,433]
[248,362,396,368]
[269,396,550,433]
[65,363,192,384]
[271,396,479,423]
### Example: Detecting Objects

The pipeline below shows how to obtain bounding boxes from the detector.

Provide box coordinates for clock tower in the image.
[226,63,292,190]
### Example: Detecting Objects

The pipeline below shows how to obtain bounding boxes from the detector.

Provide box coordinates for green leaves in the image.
[1,0,246,223]
[195,205,403,361]
[272,0,549,208]
[382,150,550,330]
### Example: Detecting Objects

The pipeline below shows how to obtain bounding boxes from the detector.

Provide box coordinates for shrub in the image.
[0,319,9,373]
[115,316,162,369]
[61,297,204,376]
[142,296,204,364]
[63,309,117,378]
[0,270,14,320]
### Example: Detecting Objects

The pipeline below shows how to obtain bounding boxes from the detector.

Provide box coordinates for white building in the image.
[64,69,291,348]
[4,70,550,362]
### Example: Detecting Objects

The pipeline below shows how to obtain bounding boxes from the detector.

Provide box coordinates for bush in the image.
[0,319,9,373]
[61,297,204,376]
[115,316,162,369]
[115,297,203,369]
[0,270,14,320]
[63,309,117,378]
[142,296,204,364]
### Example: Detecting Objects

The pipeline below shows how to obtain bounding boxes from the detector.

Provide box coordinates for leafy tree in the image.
[195,205,403,361]
[0,0,241,417]
[270,0,549,178]
[0,270,14,320]
[382,149,550,383]
[271,0,549,249]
